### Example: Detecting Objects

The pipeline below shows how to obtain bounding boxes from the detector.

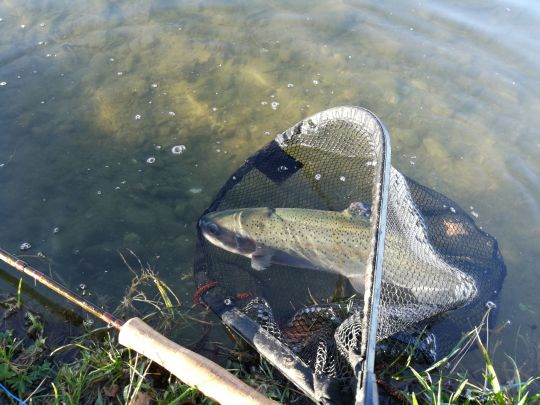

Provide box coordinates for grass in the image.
[0,269,214,404]
[0,250,295,404]
[380,306,540,404]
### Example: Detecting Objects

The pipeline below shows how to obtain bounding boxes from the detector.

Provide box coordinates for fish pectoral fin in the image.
[251,252,273,271]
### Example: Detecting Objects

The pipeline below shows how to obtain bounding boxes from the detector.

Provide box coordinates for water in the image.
[1,0,539,383]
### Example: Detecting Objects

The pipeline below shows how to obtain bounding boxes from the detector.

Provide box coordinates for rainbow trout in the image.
[199,203,477,305]
[200,203,371,292]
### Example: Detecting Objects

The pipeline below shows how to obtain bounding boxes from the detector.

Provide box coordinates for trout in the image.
[198,203,477,305]
[200,203,371,292]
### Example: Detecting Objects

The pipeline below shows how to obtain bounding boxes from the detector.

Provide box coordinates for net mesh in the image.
[193,107,505,404]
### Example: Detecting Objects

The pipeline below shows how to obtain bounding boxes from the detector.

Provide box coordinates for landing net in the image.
[193,106,505,404]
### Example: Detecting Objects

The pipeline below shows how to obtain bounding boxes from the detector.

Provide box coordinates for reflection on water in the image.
[1,0,539,380]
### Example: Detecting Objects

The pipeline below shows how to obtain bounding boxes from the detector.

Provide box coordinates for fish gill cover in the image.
[193,106,505,404]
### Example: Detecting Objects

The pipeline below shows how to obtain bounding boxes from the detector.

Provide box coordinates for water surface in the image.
[1,0,539,383]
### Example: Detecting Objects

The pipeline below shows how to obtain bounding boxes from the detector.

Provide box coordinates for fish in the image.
[199,202,372,294]
[198,203,477,306]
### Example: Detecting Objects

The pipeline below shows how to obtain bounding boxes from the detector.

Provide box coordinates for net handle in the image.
[357,112,392,405]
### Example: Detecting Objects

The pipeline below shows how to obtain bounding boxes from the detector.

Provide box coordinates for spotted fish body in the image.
[199,203,478,306]
[199,203,372,293]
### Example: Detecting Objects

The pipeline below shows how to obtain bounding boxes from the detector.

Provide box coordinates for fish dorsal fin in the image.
[251,251,273,271]
[343,202,371,221]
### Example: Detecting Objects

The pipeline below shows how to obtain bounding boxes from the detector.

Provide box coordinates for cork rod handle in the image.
[118,317,277,405]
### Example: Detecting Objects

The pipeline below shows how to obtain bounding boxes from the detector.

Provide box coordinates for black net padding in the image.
[193,106,506,404]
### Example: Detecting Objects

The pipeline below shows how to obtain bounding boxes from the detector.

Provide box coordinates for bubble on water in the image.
[450,206,456,213]
[189,187,202,194]
[40,100,46,104]
[134,114,141,120]
[151,83,158,88]
[315,173,321,180]
[277,165,288,172]
[53,227,60,234]
[261,101,268,106]
[20,242,31,251]
[0,82,6,86]
[171,145,186,155]
[287,83,294,88]
[37,251,46,259]
[347,55,352,59]
[79,283,86,290]
[471,211,479,218]
[46,53,52,58]
[20,24,26,29]
[0,18,3,22]
[212,107,218,112]
[109,57,115,62]
[264,130,270,136]
[313,79,319,85]
[115,186,120,190]
[146,157,156,164]
[168,111,176,116]
[155,145,162,150]
[117,71,123,76]
[339,176,346,182]
[271,101,280,110]
[39,22,46,27]
[97,190,102,195]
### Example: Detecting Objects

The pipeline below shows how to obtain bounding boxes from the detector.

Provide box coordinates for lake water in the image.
[1,0,539,387]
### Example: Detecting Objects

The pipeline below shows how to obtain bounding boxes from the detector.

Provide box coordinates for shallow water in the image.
[1,0,539,383]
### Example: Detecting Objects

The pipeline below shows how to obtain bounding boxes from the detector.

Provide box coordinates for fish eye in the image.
[207,223,220,235]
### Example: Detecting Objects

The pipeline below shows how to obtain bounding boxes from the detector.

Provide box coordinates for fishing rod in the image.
[0,248,276,405]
